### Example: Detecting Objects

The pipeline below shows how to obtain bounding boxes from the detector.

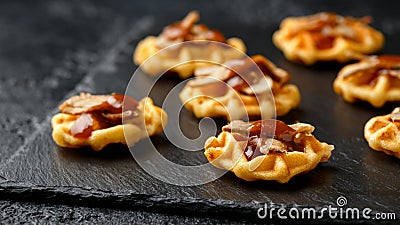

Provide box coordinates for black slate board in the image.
[1,0,400,223]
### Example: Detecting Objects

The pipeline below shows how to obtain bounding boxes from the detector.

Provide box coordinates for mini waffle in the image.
[273,12,384,65]
[364,107,400,158]
[204,120,334,183]
[133,11,246,78]
[179,55,300,121]
[334,55,400,107]
[51,93,167,151]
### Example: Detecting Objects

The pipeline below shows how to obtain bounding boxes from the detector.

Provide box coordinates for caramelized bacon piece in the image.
[70,113,94,139]
[60,93,140,138]
[60,93,138,115]
[340,55,400,86]
[189,55,291,95]
[59,93,110,115]
[292,12,372,50]
[390,108,400,122]
[223,120,306,161]
[160,11,226,43]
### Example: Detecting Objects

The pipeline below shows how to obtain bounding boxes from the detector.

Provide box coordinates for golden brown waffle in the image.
[51,93,167,151]
[179,55,300,121]
[204,120,334,183]
[334,55,400,107]
[133,11,246,78]
[273,12,384,65]
[364,108,400,158]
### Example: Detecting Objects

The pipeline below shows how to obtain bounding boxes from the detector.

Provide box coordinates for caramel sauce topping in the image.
[294,12,371,50]
[223,56,290,94]
[189,55,291,96]
[62,93,140,139]
[223,120,306,161]
[343,55,400,86]
[160,11,226,43]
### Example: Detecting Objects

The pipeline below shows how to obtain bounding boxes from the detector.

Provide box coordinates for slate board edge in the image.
[0,178,384,224]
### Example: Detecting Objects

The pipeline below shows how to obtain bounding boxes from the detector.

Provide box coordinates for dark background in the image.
[1,0,400,224]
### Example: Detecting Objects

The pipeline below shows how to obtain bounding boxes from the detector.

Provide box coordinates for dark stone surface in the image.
[0,200,250,225]
[1,0,400,224]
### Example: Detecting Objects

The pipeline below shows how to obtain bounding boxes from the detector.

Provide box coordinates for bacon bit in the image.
[181,11,200,30]
[194,65,221,76]
[102,110,139,121]
[224,120,306,161]
[391,108,400,122]
[191,55,290,96]
[59,93,110,115]
[391,113,400,122]
[159,11,226,43]
[188,77,220,87]
[339,61,376,78]
[222,120,251,134]
[241,76,273,95]
[375,55,400,68]
[70,114,94,139]
[360,16,373,24]
[251,55,291,86]
[340,55,400,80]
[59,93,138,115]
[61,93,141,139]
[290,12,374,51]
